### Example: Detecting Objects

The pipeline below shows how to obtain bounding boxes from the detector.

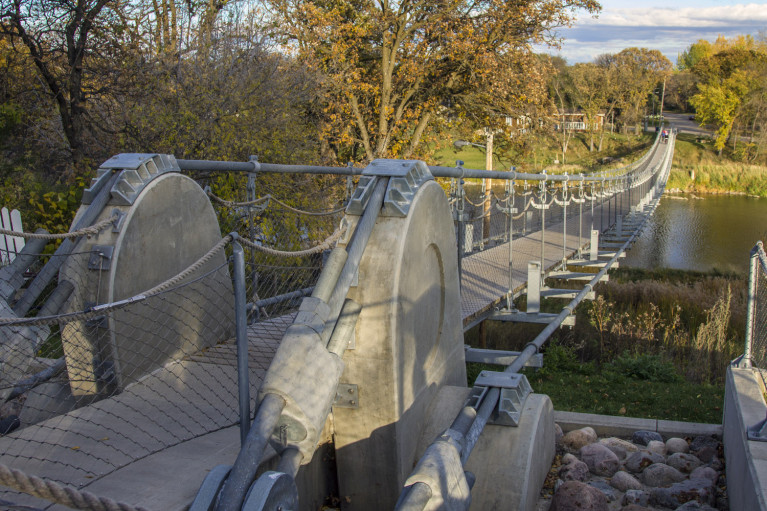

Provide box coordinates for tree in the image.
[599,48,672,135]
[0,0,126,173]
[264,0,600,162]
[690,42,767,154]
[569,61,609,151]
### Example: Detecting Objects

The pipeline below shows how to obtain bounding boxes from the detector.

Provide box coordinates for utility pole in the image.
[659,77,667,123]
[482,130,494,249]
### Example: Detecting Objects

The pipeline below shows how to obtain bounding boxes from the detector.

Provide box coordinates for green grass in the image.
[669,133,767,197]
[466,351,725,424]
[429,131,654,175]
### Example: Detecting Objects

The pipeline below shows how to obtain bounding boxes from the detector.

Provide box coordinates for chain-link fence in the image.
[0,135,672,510]
[744,241,767,368]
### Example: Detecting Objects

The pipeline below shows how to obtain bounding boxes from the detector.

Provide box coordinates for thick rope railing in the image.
[0,215,119,240]
[208,191,346,216]
[0,463,150,511]
[207,193,270,208]
[239,227,346,257]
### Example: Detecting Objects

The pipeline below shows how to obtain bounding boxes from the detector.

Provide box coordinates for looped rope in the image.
[0,237,233,327]
[208,192,345,216]
[0,463,150,511]
[239,227,346,258]
[267,196,346,217]
[207,192,271,208]
[0,215,119,240]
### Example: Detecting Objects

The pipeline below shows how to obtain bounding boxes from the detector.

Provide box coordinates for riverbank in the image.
[466,267,744,424]
[668,133,767,197]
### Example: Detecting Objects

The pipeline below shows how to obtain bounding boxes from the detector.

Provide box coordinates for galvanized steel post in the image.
[231,237,250,446]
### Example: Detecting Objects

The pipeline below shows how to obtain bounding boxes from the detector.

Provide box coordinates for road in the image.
[664,112,713,137]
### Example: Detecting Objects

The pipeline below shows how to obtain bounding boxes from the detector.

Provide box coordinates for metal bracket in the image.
[347,159,434,217]
[346,176,377,216]
[88,245,114,270]
[83,154,180,206]
[110,209,126,233]
[334,383,359,409]
[473,371,533,427]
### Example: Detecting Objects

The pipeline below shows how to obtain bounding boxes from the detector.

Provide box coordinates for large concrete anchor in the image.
[191,172,390,511]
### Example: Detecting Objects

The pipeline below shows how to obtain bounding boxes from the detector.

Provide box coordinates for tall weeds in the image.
[581,278,743,384]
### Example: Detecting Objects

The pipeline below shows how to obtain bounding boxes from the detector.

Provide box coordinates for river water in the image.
[622,194,767,274]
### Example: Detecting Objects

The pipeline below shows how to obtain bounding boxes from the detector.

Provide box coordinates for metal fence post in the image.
[743,242,763,368]
[562,176,568,267]
[232,237,251,446]
[507,179,517,310]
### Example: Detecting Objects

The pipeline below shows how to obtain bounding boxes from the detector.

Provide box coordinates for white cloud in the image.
[582,3,767,28]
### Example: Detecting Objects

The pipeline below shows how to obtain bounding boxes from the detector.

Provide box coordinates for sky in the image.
[540,1,767,64]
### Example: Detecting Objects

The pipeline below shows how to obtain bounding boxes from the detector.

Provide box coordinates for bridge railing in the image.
[742,241,767,368]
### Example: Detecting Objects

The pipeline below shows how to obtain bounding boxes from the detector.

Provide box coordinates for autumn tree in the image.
[598,48,672,135]
[689,36,767,155]
[263,0,600,163]
[569,61,609,151]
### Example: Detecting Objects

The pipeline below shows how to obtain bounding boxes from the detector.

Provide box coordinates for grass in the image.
[429,131,654,176]
[668,133,767,197]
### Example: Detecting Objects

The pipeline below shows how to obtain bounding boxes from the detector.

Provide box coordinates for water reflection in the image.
[623,195,767,274]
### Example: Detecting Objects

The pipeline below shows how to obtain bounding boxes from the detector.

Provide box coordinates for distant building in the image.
[553,113,605,132]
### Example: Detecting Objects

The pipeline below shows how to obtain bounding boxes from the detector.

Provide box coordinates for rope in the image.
[0,238,233,327]
[144,236,232,296]
[0,216,118,240]
[0,463,150,511]
[239,227,345,257]
[267,196,346,217]
[463,195,490,208]
[207,193,270,208]
[208,192,345,216]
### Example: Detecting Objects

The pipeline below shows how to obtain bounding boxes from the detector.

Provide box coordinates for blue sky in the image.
[540,1,767,64]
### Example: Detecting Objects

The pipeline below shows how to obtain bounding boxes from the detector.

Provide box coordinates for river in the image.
[622,194,767,274]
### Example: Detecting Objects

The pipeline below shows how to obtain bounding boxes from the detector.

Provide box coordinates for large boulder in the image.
[550,481,608,511]
[580,443,621,477]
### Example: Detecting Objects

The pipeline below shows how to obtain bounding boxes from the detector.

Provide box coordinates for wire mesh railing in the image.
[743,241,767,369]
[0,133,672,510]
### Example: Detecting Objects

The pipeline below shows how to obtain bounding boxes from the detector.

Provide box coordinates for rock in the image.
[562,453,579,465]
[689,467,718,486]
[666,437,690,455]
[695,446,717,463]
[708,457,723,471]
[555,423,564,444]
[647,440,667,455]
[690,435,720,454]
[650,478,715,508]
[674,501,717,510]
[600,437,638,460]
[622,489,650,507]
[559,459,590,482]
[561,427,598,451]
[625,450,665,473]
[550,481,608,511]
[580,443,621,477]
[640,463,687,488]
[622,506,652,511]
[610,470,642,492]
[587,480,618,502]
[632,430,663,446]
[667,452,703,473]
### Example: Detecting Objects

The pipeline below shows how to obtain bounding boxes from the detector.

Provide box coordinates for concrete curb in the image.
[554,410,722,439]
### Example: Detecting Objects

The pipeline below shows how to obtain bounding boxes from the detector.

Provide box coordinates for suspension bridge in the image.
[0,129,757,511]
